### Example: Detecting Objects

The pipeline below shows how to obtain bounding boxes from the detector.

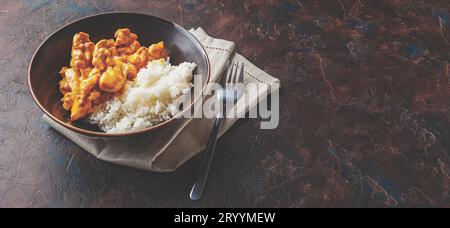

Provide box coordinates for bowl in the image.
[28,12,210,138]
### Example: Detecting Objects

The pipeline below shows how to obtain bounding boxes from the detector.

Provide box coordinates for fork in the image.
[189,61,245,201]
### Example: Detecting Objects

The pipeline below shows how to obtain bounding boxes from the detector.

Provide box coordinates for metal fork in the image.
[190,61,245,201]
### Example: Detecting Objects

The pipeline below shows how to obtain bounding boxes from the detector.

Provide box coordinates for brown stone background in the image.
[1,0,450,207]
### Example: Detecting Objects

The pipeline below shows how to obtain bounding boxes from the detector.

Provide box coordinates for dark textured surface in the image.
[1,0,450,208]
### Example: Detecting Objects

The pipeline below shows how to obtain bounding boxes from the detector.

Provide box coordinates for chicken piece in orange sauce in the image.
[70,32,94,70]
[122,63,138,80]
[59,28,169,122]
[148,42,169,61]
[115,28,137,46]
[115,28,141,57]
[128,46,149,68]
[92,39,117,71]
[70,68,101,121]
[99,65,125,92]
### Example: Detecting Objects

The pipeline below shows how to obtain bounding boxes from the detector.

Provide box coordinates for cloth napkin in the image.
[43,28,280,172]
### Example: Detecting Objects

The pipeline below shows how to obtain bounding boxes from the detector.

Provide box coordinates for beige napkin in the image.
[43,28,280,172]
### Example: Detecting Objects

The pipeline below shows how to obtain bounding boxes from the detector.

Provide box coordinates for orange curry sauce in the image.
[59,28,168,121]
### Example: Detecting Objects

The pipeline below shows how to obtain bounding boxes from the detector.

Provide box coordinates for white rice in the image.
[89,59,196,133]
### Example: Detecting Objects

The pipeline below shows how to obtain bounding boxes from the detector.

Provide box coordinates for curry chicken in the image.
[59,28,169,121]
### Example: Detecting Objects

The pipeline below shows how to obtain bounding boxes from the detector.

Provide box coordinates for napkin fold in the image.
[44,28,280,172]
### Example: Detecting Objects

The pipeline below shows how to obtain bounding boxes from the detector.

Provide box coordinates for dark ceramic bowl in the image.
[29,12,210,138]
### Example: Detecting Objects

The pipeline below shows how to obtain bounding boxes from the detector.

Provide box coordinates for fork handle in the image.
[189,112,222,201]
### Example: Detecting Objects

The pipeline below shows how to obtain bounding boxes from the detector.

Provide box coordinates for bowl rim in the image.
[28,12,211,138]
